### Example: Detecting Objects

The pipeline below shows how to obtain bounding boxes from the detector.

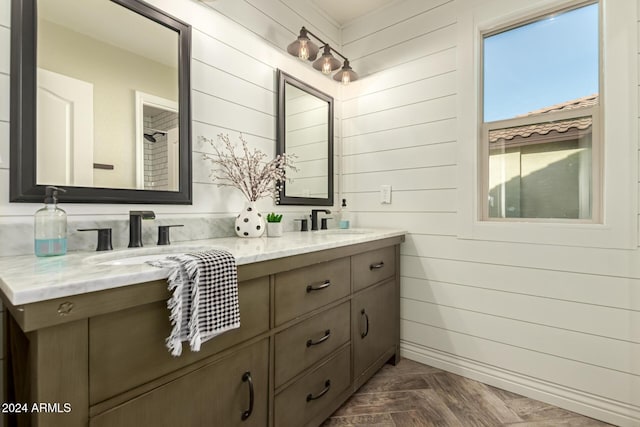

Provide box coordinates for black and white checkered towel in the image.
[148,249,240,357]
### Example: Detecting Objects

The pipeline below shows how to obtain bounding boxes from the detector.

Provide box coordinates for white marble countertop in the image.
[0,228,405,306]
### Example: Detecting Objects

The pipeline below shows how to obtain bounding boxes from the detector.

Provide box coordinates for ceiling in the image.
[311,0,398,26]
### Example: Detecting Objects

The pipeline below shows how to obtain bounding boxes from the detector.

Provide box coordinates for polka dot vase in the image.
[235,202,265,238]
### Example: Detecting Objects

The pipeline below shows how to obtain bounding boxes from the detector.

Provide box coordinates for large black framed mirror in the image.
[10,0,192,203]
[276,70,333,206]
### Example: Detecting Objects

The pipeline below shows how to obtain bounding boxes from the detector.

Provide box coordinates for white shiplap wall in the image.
[2,0,639,425]
[0,3,9,423]
[285,88,333,198]
[201,0,342,53]
[0,1,339,420]
[341,0,640,426]
[0,0,340,222]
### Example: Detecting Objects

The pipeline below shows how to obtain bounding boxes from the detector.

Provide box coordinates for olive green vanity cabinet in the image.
[274,345,352,427]
[89,276,270,404]
[3,235,403,427]
[91,339,269,427]
[353,280,398,388]
[351,246,399,389]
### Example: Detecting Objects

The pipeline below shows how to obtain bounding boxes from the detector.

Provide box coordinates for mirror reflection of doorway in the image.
[37,68,95,187]
[135,92,179,191]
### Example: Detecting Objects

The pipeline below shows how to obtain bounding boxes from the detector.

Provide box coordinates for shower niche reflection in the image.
[136,92,179,191]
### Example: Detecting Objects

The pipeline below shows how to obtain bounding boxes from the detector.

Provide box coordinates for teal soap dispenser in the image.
[339,198,351,229]
[34,186,68,257]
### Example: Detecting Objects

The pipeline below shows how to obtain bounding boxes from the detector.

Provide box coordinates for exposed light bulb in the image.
[298,40,309,60]
[341,72,350,85]
[322,60,332,74]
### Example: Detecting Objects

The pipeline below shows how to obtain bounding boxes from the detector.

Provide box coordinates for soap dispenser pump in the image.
[34,186,68,257]
[339,198,351,229]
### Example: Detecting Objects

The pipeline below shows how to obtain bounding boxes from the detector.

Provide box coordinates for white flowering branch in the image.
[201,133,298,202]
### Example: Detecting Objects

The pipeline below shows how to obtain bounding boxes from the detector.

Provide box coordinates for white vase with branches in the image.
[201,133,297,237]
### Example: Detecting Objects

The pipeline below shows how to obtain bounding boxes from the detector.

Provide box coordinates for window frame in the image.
[456,0,638,249]
[479,1,602,223]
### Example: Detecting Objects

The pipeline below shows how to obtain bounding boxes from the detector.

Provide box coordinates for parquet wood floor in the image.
[322,359,614,426]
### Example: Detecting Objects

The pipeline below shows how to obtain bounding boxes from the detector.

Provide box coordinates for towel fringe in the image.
[148,250,239,357]
[187,260,202,352]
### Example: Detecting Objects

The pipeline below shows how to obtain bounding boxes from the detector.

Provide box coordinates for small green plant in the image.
[266,213,283,223]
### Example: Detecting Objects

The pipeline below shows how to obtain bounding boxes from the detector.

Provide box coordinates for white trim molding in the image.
[402,341,640,427]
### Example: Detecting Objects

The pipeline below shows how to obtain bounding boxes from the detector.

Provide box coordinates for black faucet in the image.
[310,209,331,231]
[128,211,155,248]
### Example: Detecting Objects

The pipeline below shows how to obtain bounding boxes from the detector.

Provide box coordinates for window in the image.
[481,2,600,221]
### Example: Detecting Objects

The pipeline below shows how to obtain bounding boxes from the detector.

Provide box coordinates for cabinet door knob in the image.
[369,261,384,270]
[360,309,369,338]
[306,380,331,402]
[306,329,331,347]
[241,371,254,421]
[306,280,331,292]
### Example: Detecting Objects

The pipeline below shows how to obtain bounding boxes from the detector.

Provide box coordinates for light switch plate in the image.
[380,185,392,204]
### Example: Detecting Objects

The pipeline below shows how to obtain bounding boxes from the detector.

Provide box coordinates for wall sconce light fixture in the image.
[287,26,358,84]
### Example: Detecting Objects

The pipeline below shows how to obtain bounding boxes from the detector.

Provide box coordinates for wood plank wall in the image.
[1,2,10,423]
[339,0,640,426]
[0,0,340,220]
[2,0,639,425]
[0,1,340,422]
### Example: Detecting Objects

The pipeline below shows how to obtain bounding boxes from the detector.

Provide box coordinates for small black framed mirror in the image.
[277,70,334,206]
[10,0,192,204]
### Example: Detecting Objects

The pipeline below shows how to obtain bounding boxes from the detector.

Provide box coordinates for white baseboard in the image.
[401,341,639,427]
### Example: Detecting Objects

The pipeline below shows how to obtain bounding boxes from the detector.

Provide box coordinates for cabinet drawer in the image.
[275,301,350,387]
[275,257,350,326]
[90,276,269,404]
[90,339,269,427]
[352,246,395,292]
[274,345,351,427]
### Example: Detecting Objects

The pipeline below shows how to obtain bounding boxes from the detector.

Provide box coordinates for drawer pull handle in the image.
[306,280,331,292]
[306,329,331,347]
[370,261,384,270]
[360,309,369,338]
[306,380,331,402]
[241,371,254,421]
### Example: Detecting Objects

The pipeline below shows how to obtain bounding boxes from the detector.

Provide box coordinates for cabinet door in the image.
[90,339,269,427]
[352,279,397,382]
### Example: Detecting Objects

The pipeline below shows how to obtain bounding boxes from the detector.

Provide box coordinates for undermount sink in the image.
[83,245,220,266]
